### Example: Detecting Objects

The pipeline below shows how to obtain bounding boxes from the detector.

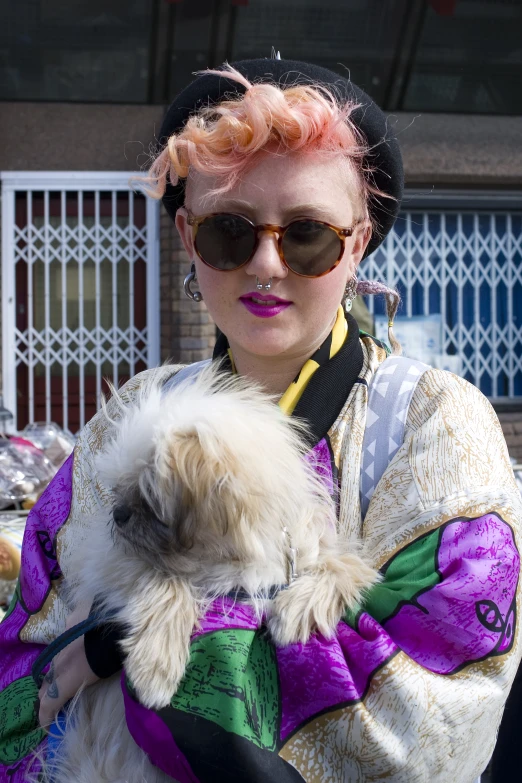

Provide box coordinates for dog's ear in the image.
[154,425,250,542]
[95,383,165,489]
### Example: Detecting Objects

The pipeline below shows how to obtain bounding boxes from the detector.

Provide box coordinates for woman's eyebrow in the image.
[281,204,337,220]
[207,199,339,221]
[207,198,252,212]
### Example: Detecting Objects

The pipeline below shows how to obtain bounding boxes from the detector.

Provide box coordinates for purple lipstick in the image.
[239,291,292,319]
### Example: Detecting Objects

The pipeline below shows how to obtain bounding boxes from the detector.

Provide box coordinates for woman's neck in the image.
[228,315,337,397]
[228,350,306,397]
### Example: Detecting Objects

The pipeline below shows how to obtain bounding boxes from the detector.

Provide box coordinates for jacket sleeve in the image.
[0,368,177,782]
[0,455,74,782]
[279,369,522,783]
[84,614,124,679]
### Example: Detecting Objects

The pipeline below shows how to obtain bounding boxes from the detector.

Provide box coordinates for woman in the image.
[0,58,520,783]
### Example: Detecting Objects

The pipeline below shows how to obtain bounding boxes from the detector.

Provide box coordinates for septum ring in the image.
[256,277,272,291]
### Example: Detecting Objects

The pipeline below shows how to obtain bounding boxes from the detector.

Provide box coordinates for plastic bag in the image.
[0,438,56,510]
[20,422,75,468]
[0,514,26,608]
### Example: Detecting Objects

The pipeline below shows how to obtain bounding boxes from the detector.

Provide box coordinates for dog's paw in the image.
[125,650,187,710]
[123,634,190,710]
[133,667,184,710]
[268,554,379,647]
[118,576,199,710]
[267,577,320,646]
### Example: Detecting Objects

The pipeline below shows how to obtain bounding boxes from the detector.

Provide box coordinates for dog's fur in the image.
[42,363,378,782]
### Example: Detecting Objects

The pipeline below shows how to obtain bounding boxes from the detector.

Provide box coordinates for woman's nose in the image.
[245,230,288,280]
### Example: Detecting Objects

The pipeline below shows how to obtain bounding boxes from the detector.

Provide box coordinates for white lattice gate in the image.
[361,198,522,399]
[1,172,160,433]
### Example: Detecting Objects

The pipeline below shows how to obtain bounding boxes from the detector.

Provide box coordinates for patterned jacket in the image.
[0,336,520,782]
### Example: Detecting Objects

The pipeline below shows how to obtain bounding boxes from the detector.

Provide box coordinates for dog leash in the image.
[32,613,116,689]
[31,585,289,689]
[222,584,289,602]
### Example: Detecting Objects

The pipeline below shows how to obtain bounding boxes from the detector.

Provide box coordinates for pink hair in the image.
[140,65,402,351]
[139,65,389,224]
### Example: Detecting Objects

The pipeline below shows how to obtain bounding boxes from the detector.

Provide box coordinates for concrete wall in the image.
[2,103,522,186]
[395,113,522,188]
[497,413,522,463]
[0,103,163,172]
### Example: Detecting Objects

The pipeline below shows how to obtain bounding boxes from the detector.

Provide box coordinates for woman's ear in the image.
[350,221,372,269]
[175,207,195,258]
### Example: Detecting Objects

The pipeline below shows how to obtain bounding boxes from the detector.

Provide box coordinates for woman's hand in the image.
[38,604,100,729]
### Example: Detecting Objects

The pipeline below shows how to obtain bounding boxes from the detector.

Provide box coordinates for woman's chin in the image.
[234,335,298,358]
[228,321,301,359]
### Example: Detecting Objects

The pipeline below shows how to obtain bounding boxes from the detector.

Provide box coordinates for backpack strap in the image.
[164,356,428,523]
[360,356,430,521]
[161,359,212,395]
[32,613,115,688]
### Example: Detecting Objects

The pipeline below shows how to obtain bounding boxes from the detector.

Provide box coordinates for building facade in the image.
[1,0,521,455]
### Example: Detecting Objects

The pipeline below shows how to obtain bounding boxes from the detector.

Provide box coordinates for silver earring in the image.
[256,277,272,291]
[183,263,203,302]
[344,275,358,313]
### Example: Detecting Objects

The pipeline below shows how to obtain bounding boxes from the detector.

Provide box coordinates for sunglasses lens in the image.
[282,220,342,277]
[194,215,256,270]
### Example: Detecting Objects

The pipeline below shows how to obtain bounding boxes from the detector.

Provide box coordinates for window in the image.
[1,0,520,113]
[1,0,153,102]
[227,0,406,106]
[363,199,522,397]
[402,0,522,114]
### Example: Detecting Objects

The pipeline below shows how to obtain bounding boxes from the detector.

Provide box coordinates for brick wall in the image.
[497,412,522,464]
[0,191,2,393]
[159,210,216,365]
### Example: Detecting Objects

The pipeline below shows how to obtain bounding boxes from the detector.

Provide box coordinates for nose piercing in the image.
[256,277,272,291]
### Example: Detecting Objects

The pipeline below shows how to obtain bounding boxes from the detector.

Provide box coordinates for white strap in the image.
[162,356,429,526]
[161,359,212,396]
[360,356,430,520]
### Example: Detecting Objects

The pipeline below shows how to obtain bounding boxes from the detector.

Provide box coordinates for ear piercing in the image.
[185,266,273,300]
[344,275,358,313]
[184,263,203,302]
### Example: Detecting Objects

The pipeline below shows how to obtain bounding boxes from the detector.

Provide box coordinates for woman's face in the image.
[176,151,371,362]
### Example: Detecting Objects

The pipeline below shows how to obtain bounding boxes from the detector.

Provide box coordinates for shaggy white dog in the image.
[41,363,378,782]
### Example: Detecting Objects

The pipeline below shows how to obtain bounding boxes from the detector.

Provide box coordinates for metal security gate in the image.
[361,193,522,399]
[1,171,160,433]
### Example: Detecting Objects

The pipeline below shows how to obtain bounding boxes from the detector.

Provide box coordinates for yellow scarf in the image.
[228,305,348,416]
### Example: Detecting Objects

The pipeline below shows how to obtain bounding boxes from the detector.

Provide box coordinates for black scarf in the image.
[213,313,364,448]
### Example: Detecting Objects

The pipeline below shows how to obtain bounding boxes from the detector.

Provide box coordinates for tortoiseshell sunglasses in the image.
[186,212,364,278]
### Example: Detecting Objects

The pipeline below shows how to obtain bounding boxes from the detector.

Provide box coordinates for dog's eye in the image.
[113,504,132,527]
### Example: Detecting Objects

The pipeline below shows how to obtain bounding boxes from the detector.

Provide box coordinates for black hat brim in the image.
[158,58,403,258]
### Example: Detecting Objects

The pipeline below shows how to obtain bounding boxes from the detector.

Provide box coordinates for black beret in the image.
[159,58,403,258]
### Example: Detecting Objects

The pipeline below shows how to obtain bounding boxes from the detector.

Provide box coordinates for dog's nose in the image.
[113,504,132,527]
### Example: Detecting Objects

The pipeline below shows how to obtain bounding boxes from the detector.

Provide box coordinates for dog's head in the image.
[96,363,334,574]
